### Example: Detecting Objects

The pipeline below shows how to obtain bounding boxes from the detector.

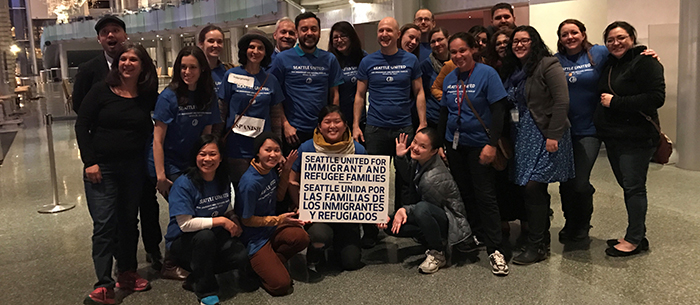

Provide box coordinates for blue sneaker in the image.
[200,295,220,305]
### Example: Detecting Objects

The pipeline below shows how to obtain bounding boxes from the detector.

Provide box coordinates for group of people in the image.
[73,2,666,305]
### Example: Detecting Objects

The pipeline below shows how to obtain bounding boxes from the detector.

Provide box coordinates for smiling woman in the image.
[288,105,367,272]
[500,25,574,266]
[399,23,421,59]
[220,33,283,191]
[75,42,159,304]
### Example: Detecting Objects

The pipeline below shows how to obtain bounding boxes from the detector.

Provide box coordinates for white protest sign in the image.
[299,152,390,223]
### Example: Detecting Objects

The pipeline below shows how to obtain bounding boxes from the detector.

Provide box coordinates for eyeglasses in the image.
[332,34,349,41]
[414,17,432,23]
[512,38,531,46]
[605,35,629,45]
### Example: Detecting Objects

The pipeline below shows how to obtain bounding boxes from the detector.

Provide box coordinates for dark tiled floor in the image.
[1,83,699,304]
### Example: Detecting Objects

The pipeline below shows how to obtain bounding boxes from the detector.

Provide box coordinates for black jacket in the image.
[72,53,110,113]
[595,46,665,144]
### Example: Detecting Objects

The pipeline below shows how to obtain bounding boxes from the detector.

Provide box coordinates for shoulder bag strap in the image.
[462,85,491,137]
[607,68,662,134]
[223,72,271,141]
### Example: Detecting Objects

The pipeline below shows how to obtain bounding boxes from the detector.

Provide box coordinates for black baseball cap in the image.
[95,15,126,34]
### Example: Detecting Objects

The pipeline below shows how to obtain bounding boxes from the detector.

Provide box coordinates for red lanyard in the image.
[456,69,474,123]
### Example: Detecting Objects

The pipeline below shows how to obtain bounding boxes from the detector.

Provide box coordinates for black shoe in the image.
[559,227,591,244]
[605,238,649,257]
[607,238,649,249]
[512,243,548,265]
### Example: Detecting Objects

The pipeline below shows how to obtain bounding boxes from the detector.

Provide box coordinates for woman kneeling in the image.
[237,133,310,296]
[379,127,477,274]
[165,135,249,305]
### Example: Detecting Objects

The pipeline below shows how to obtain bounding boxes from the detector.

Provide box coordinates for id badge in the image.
[510,108,520,123]
[452,130,460,150]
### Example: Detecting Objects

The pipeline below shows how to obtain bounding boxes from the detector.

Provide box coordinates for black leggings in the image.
[523,181,551,245]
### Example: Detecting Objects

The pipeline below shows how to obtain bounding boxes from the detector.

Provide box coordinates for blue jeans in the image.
[604,139,656,245]
[84,157,145,288]
[363,124,414,239]
[559,135,601,236]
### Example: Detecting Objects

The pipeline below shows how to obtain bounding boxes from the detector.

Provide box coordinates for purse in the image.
[463,92,513,171]
[607,69,671,164]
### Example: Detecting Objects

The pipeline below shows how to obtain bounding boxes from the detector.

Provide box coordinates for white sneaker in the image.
[419,250,446,274]
[489,250,509,276]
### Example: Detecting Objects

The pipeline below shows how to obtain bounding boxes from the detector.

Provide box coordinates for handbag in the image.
[607,69,672,164]
[462,92,513,171]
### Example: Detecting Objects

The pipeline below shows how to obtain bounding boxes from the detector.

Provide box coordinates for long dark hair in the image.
[169,46,214,111]
[399,23,421,59]
[105,42,158,94]
[557,19,595,66]
[501,25,552,79]
[483,28,512,69]
[328,21,365,68]
[185,134,230,194]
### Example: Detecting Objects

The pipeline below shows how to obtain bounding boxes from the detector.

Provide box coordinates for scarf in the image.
[429,52,446,74]
[251,159,271,175]
[312,128,355,155]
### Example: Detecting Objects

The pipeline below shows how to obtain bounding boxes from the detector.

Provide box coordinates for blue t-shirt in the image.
[336,51,368,124]
[419,42,431,62]
[441,63,508,147]
[357,49,422,128]
[147,88,221,177]
[236,165,278,256]
[292,139,367,172]
[420,57,441,124]
[218,67,285,158]
[212,63,228,93]
[270,45,344,133]
[164,175,231,249]
[555,45,609,136]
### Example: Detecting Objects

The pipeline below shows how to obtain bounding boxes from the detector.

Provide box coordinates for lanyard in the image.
[455,69,474,127]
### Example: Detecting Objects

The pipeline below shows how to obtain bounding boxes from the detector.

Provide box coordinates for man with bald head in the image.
[354,17,427,248]
[414,8,435,61]
[271,17,297,62]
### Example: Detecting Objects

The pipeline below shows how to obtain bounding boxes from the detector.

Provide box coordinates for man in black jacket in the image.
[71,15,127,113]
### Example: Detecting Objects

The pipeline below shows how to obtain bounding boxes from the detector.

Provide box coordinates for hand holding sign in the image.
[395,133,412,158]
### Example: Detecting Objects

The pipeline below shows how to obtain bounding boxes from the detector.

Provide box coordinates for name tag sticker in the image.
[228,74,254,88]
[232,115,265,138]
